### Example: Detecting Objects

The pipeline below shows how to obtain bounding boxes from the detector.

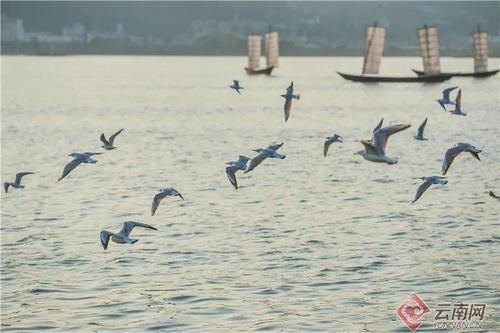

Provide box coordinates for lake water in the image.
[1,56,499,332]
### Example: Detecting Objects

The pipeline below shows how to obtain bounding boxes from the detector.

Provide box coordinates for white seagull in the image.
[442,143,481,175]
[449,89,466,116]
[225,155,250,189]
[245,142,286,173]
[4,172,34,193]
[355,124,411,164]
[414,118,428,141]
[100,128,124,150]
[324,134,344,157]
[100,221,157,250]
[411,176,448,204]
[230,80,244,94]
[151,187,184,216]
[58,152,102,182]
[281,81,300,122]
[437,86,458,111]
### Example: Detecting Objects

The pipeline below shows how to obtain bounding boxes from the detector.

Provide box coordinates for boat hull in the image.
[412,68,500,78]
[245,67,274,75]
[337,72,452,83]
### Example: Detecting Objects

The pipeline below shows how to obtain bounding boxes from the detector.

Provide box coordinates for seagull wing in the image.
[267,142,284,151]
[372,124,411,154]
[151,192,167,216]
[324,140,333,157]
[442,86,458,100]
[100,133,110,146]
[442,145,465,175]
[14,172,34,185]
[417,118,428,138]
[244,153,267,173]
[284,98,292,122]
[100,230,113,250]
[373,118,384,133]
[411,179,434,204]
[4,182,10,193]
[455,89,462,111]
[226,165,239,189]
[108,128,124,146]
[58,158,84,181]
[120,221,157,236]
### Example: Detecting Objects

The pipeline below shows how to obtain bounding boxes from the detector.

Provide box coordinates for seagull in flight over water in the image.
[324,134,343,157]
[58,152,102,182]
[4,172,34,193]
[281,81,300,122]
[100,128,124,150]
[489,191,500,201]
[225,155,250,189]
[230,80,244,94]
[151,187,184,216]
[442,143,481,175]
[411,176,448,204]
[437,86,458,111]
[449,89,466,116]
[100,221,157,250]
[414,118,428,140]
[245,142,286,173]
[355,123,411,164]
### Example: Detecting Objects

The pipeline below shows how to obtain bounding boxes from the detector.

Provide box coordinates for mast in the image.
[362,21,385,75]
[473,25,488,73]
[247,35,261,70]
[265,31,279,68]
[417,24,441,75]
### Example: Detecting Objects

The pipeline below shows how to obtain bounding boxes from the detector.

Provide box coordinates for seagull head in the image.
[253,149,263,153]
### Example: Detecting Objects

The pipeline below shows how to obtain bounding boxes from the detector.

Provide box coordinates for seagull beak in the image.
[178,194,184,200]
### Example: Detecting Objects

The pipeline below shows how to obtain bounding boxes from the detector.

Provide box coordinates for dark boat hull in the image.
[245,67,274,75]
[412,68,500,78]
[337,72,452,83]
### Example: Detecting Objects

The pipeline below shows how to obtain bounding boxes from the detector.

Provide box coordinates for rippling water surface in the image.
[1,56,499,332]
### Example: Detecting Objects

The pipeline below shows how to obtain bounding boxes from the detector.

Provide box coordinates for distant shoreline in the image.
[3,41,499,58]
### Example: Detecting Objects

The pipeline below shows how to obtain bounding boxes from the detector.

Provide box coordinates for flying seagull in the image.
[449,89,466,116]
[100,128,124,150]
[245,142,286,173]
[230,80,244,94]
[414,118,428,141]
[58,152,102,182]
[281,81,300,122]
[225,155,250,189]
[4,172,34,193]
[355,123,411,164]
[151,187,184,216]
[324,134,344,157]
[437,86,458,111]
[411,176,448,204]
[100,221,157,250]
[489,191,500,201]
[442,143,481,175]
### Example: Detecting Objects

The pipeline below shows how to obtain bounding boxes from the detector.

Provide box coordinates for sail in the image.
[473,31,488,73]
[265,31,279,68]
[362,25,385,75]
[418,26,441,75]
[247,35,261,70]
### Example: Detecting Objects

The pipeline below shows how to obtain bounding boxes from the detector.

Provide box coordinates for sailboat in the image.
[338,23,452,83]
[412,25,499,78]
[245,32,279,75]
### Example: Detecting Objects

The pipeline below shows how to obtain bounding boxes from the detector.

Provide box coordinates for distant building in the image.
[1,15,25,41]
[62,23,86,42]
